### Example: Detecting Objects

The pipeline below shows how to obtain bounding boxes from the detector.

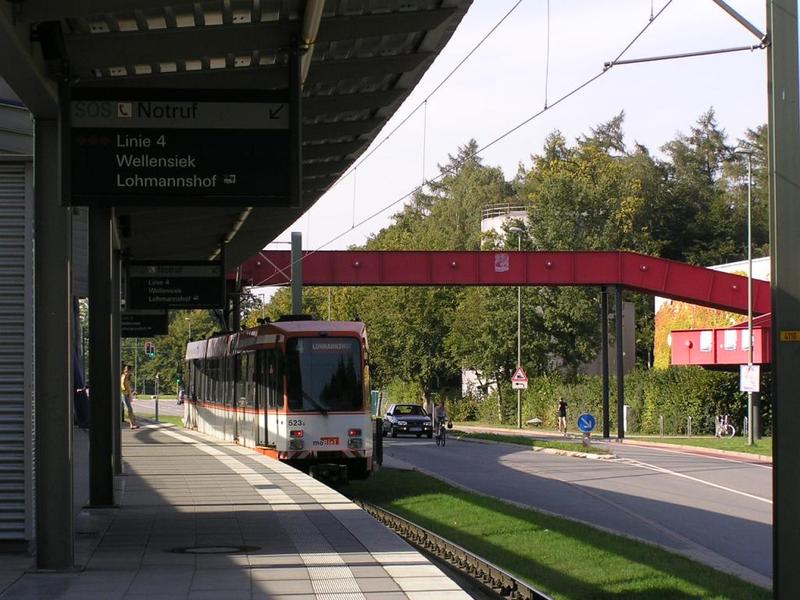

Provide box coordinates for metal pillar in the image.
[615,285,624,439]
[232,291,241,332]
[600,286,610,438]
[88,207,114,506]
[767,1,800,596]
[34,118,74,569]
[111,249,122,474]
[289,34,302,209]
[291,231,303,314]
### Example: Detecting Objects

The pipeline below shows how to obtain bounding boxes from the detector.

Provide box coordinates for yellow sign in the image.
[780,331,800,342]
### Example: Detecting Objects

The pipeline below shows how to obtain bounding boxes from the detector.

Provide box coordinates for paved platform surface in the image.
[1,424,470,600]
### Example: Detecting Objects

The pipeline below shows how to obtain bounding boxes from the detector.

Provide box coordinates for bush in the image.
[459,367,772,435]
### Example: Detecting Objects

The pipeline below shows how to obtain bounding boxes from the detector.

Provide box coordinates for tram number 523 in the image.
[288,419,305,427]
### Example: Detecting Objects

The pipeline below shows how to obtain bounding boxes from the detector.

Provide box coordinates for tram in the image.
[184,317,375,479]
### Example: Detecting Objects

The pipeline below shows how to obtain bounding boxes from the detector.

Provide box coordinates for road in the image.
[131,396,185,418]
[382,432,772,588]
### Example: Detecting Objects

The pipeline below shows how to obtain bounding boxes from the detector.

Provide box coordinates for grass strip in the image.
[347,469,769,600]
[632,436,772,457]
[453,430,610,455]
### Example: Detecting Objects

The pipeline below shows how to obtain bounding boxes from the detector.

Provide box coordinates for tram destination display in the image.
[127,261,225,310]
[65,89,295,206]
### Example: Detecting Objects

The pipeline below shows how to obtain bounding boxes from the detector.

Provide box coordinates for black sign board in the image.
[64,88,296,207]
[121,311,169,338]
[127,261,225,310]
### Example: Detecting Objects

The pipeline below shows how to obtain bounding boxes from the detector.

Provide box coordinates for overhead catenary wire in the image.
[255,0,765,287]
[544,0,550,108]
[324,0,526,198]
[250,0,676,286]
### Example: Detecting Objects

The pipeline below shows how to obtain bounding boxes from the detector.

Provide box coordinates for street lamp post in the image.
[509,226,524,429]
[735,148,755,445]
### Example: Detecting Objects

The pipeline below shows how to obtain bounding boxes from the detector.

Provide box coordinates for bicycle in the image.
[715,414,736,439]
[435,419,448,447]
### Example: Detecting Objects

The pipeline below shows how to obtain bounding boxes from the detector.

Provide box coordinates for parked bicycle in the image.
[715,414,736,439]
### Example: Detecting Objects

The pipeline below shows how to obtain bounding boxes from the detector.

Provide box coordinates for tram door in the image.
[236,353,252,444]
[263,350,280,447]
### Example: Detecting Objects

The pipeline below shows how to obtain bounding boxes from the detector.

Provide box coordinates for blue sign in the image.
[577,413,596,433]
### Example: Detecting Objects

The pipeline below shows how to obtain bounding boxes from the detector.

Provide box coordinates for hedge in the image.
[449,367,772,436]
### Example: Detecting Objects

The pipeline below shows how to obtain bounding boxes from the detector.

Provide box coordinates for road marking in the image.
[619,457,772,504]
[622,443,773,470]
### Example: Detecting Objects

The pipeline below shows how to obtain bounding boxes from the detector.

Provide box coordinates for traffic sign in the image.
[740,364,760,392]
[577,413,597,433]
[511,366,528,390]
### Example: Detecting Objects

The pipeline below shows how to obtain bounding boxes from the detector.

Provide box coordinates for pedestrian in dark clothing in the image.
[557,397,568,435]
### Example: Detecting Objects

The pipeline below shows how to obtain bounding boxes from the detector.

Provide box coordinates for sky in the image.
[252,0,770,299]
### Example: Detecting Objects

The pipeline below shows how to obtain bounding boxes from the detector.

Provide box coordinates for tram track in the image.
[356,501,553,600]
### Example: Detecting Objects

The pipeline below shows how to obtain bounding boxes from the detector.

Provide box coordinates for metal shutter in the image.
[0,157,33,543]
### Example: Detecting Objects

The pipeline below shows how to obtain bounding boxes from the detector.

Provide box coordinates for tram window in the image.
[286,338,362,412]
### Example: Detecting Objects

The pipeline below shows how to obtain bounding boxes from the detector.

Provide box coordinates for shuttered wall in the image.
[0,157,33,543]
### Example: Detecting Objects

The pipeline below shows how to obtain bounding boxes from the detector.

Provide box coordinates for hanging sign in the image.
[121,310,169,337]
[64,88,296,207]
[127,261,225,310]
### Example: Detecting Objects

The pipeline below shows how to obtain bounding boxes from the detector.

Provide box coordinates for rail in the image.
[481,204,527,220]
[357,501,553,600]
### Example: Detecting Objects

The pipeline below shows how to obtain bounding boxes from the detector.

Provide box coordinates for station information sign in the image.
[65,89,294,206]
[127,261,225,310]
[121,310,169,338]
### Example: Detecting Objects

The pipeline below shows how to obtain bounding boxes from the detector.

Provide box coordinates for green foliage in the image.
[455,368,771,437]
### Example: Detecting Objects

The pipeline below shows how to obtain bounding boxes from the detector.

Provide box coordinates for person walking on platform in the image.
[120,364,139,429]
[557,396,568,435]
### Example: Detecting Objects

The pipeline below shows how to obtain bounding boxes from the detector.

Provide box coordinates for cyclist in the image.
[434,400,448,441]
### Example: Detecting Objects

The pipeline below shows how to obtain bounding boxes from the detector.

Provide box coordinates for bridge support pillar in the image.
[600,286,610,438]
[615,285,624,440]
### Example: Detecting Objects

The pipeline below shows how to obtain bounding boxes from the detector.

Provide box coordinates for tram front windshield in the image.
[286,337,362,412]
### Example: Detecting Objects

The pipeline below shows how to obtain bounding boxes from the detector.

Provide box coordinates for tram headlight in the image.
[348,438,363,449]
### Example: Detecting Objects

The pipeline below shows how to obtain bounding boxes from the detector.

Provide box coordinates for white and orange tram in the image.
[184,318,375,479]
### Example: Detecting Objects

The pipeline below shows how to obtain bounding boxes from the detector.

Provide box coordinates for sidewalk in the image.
[1,424,471,600]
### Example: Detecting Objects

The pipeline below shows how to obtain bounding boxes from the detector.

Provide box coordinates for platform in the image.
[0,424,470,600]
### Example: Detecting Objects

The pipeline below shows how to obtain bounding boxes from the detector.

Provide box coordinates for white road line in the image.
[622,443,773,470]
[619,457,773,504]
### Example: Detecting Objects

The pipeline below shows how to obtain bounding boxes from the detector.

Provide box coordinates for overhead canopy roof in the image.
[0,0,472,268]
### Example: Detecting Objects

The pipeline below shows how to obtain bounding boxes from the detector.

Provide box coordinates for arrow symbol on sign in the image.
[269,105,285,119]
